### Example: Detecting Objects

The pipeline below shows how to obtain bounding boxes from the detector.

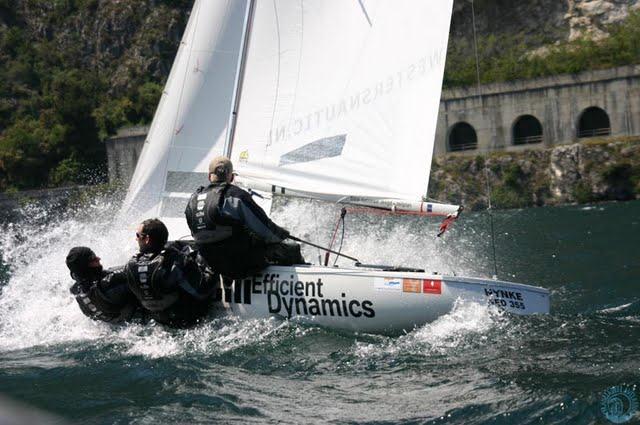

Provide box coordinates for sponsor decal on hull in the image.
[484,288,527,310]
[422,278,442,295]
[402,279,421,293]
[400,278,443,295]
[374,278,402,292]
[225,273,376,319]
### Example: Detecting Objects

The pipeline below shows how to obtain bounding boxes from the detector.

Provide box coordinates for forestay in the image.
[231,0,456,214]
[122,0,251,235]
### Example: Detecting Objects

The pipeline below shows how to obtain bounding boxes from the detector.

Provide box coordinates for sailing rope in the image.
[470,0,499,279]
[332,209,347,266]
[325,207,347,266]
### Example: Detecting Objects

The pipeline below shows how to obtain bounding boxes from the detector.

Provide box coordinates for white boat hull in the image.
[218,265,550,334]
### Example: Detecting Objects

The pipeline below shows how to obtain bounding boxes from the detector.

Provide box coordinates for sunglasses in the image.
[136,232,147,239]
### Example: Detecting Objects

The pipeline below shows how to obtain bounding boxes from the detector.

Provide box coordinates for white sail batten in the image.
[122,0,250,234]
[230,0,454,204]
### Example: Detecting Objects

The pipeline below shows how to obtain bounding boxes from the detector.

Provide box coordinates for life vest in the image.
[126,252,179,312]
[186,184,234,244]
[126,243,211,312]
[70,278,125,322]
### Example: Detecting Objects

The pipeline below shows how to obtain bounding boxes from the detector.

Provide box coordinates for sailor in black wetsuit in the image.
[66,247,140,323]
[126,218,218,327]
[185,156,304,280]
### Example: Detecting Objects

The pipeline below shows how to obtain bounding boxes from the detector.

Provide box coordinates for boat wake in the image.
[0,196,497,356]
[0,198,137,352]
[353,299,508,361]
[597,301,640,315]
[112,316,287,359]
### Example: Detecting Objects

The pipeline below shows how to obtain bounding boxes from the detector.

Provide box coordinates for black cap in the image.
[66,246,97,277]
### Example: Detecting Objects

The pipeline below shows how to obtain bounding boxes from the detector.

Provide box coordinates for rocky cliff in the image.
[1,0,188,95]
[452,0,640,42]
[429,137,640,210]
[5,0,638,97]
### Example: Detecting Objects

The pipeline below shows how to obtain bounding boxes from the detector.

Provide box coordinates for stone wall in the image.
[105,126,148,185]
[435,65,640,155]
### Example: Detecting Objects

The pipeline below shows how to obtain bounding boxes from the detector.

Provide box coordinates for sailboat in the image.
[123,0,550,333]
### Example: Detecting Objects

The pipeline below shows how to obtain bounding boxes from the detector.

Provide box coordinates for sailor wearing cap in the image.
[184,156,304,279]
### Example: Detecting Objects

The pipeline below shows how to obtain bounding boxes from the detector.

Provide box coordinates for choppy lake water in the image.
[0,198,638,424]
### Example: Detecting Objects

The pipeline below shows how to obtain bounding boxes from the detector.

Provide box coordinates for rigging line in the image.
[288,235,360,263]
[470,0,499,278]
[325,208,346,266]
[484,164,499,279]
[332,211,346,267]
[470,0,482,103]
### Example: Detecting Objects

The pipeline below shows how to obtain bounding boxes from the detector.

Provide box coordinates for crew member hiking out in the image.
[185,156,304,280]
[66,246,140,323]
[125,218,218,327]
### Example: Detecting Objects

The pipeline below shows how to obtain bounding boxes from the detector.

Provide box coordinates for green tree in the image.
[0,118,48,189]
[135,81,162,122]
[50,155,84,186]
[93,98,135,141]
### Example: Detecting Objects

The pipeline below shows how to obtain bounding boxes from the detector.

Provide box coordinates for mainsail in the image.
[124,0,459,239]
[230,0,458,215]
[123,0,251,235]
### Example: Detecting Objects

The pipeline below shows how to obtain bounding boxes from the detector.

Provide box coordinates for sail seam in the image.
[267,0,282,149]
[286,0,305,145]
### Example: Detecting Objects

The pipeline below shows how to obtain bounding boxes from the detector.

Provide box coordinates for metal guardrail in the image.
[578,127,611,138]
[513,134,543,145]
[449,142,478,152]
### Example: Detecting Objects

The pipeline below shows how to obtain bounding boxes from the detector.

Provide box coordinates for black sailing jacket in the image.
[125,241,217,327]
[69,267,139,323]
[185,182,289,278]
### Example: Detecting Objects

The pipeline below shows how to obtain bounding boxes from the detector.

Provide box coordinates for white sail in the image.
[116,0,549,331]
[230,0,454,208]
[123,0,250,236]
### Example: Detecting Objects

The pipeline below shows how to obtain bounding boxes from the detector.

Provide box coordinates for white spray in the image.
[0,194,493,357]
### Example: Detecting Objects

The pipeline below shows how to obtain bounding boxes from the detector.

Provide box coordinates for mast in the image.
[224,0,255,158]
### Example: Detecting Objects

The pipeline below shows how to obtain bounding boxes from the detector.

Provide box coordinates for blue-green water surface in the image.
[0,200,638,424]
